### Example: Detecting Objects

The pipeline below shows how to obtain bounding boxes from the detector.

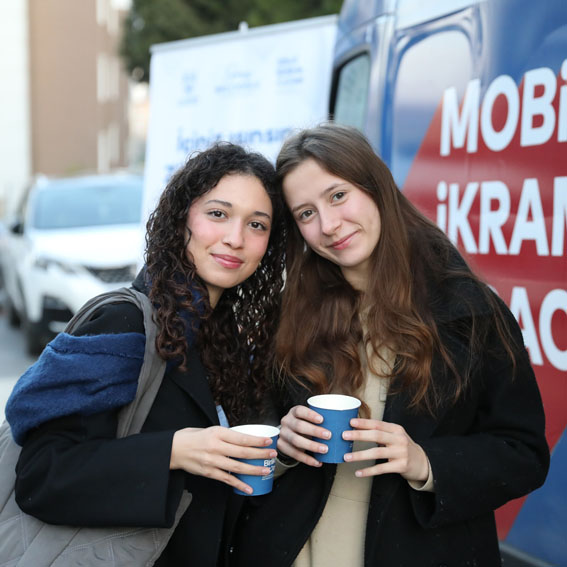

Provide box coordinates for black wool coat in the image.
[229,283,550,567]
[14,298,243,566]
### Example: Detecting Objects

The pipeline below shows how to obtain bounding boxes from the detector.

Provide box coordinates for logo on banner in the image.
[277,56,304,88]
[179,72,198,105]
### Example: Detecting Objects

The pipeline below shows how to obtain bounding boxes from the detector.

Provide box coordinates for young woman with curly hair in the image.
[229,124,549,567]
[8,143,286,566]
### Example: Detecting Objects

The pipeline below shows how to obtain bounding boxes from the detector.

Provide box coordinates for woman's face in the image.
[282,158,381,291]
[186,173,273,307]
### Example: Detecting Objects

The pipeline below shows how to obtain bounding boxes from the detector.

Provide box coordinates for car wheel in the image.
[5,295,21,328]
[24,319,44,355]
[21,309,45,356]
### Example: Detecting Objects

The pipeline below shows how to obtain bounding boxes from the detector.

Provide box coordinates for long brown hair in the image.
[275,123,516,414]
[145,142,286,424]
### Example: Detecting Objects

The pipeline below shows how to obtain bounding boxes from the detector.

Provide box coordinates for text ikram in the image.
[440,60,567,155]
[436,177,567,256]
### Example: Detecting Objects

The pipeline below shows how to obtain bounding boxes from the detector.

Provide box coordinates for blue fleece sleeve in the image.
[6,332,145,445]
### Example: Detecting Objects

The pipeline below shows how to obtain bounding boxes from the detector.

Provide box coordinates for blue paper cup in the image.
[231,424,279,496]
[307,394,361,463]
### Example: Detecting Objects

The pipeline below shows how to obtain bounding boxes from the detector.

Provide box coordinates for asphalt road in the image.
[0,305,36,420]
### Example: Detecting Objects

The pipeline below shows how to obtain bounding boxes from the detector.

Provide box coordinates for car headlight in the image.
[34,256,79,274]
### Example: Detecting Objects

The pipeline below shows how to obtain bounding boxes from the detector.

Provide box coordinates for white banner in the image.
[142,15,338,221]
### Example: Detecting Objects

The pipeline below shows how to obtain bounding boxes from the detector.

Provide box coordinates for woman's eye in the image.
[298,209,313,221]
[332,191,346,202]
[207,210,226,219]
[250,221,268,231]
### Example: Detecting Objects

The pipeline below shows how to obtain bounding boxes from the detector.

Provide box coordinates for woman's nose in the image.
[320,211,341,235]
[222,222,244,248]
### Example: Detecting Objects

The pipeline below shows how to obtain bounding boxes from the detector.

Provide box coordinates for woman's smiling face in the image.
[186,173,273,307]
[283,158,381,291]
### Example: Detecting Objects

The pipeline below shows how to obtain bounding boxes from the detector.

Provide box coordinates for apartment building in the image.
[1,0,132,214]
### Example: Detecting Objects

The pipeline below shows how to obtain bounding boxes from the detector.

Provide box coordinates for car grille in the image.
[86,265,137,283]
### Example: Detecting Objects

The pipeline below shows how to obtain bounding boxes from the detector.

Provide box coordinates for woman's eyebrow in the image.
[290,183,348,213]
[253,211,272,220]
[204,199,272,220]
[204,198,232,207]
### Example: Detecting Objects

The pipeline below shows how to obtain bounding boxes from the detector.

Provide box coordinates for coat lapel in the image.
[169,346,219,426]
[382,389,440,443]
[382,349,456,444]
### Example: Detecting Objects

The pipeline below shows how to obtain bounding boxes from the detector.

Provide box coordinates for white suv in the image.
[2,173,144,354]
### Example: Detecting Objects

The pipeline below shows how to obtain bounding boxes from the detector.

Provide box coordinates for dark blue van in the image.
[330,1,567,565]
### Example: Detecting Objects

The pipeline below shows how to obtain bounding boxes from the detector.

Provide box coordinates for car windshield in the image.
[32,179,143,229]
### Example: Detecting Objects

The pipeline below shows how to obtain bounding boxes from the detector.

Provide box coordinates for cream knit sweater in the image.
[292,344,434,567]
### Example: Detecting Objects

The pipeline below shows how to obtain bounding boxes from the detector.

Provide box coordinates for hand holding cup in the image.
[170,425,278,494]
[277,394,361,466]
[307,394,361,463]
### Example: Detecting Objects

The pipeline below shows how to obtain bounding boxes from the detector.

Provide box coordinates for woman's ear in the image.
[183,225,191,246]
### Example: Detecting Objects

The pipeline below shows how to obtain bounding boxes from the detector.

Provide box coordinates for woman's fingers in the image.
[290,404,325,424]
[277,437,323,467]
[344,445,403,462]
[279,423,329,454]
[204,466,257,495]
[276,405,330,467]
[201,429,277,471]
[342,419,429,482]
[343,418,406,445]
[170,426,277,487]
[221,441,277,461]
[350,418,401,432]
[351,460,405,478]
[218,455,271,476]
[283,406,330,438]
[200,455,271,478]
[202,427,278,460]
[223,428,274,448]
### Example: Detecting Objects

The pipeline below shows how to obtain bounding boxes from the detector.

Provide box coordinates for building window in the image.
[96,0,107,26]
[111,57,120,99]
[97,54,109,102]
[97,55,120,102]
[108,5,119,35]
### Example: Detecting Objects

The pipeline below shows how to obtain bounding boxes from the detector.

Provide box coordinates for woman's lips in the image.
[212,254,244,269]
[330,232,356,250]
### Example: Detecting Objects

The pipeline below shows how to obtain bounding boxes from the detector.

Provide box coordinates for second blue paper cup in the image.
[307,394,361,463]
[231,424,279,496]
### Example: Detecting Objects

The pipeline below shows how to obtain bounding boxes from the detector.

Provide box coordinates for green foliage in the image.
[120,0,343,82]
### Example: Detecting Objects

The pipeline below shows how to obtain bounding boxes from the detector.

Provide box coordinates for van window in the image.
[391,31,472,188]
[333,54,370,130]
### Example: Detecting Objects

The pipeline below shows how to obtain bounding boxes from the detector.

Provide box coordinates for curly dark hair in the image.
[145,143,286,425]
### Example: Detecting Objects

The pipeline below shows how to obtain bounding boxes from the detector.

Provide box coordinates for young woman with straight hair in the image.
[229,123,549,567]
